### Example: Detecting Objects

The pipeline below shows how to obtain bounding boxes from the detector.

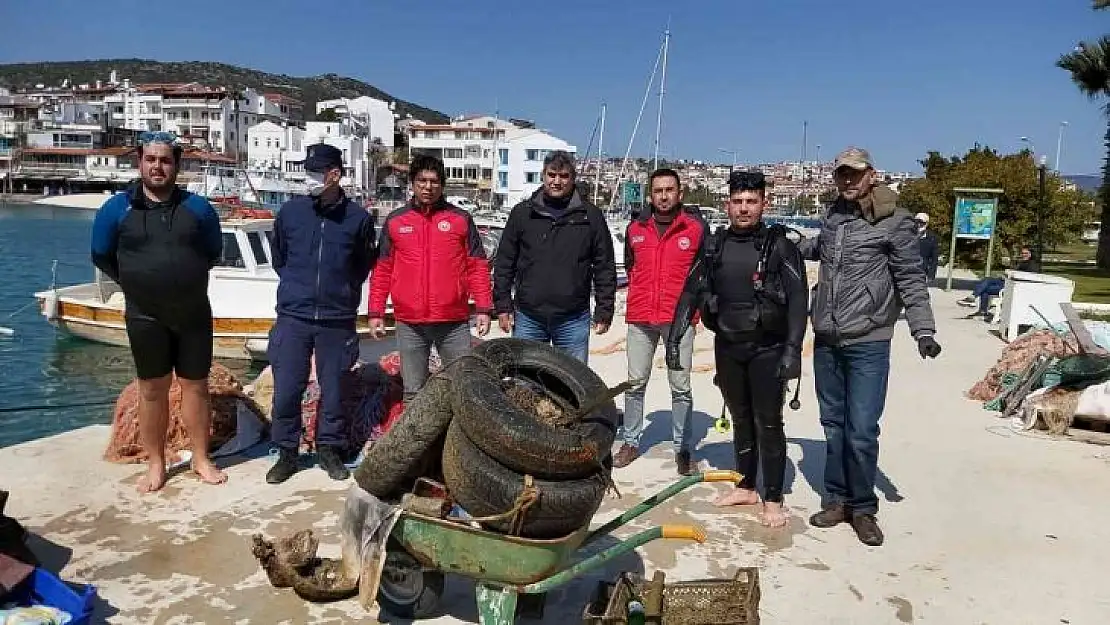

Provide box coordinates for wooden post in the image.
[1059,302,1108,355]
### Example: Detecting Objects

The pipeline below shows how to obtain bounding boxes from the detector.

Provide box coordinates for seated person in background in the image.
[959,246,1041,318]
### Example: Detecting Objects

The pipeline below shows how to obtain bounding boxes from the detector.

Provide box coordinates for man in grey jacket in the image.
[799,147,942,547]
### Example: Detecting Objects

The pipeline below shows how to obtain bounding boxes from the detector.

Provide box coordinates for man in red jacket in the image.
[368,155,493,402]
[613,168,708,475]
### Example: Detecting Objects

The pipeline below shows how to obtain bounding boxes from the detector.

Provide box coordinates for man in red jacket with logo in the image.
[368,155,493,402]
[613,168,708,475]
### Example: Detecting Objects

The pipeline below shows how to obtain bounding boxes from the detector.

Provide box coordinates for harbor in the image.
[3,293,1110,623]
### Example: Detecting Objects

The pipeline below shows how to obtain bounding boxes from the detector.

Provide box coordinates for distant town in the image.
[0,70,920,215]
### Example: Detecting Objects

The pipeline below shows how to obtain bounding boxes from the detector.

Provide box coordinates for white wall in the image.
[247,121,304,169]
[500,129,576,206]
[316,96,396,148]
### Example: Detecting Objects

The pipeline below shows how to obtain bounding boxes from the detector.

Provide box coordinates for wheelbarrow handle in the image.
[661,524,707,543]
[700,470,742,484]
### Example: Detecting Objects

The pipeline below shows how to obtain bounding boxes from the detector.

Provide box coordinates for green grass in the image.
[1044,262,1110,303]
[1046,243,1097,262]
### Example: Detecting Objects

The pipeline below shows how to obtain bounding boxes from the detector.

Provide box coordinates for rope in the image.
[465,474,540,536]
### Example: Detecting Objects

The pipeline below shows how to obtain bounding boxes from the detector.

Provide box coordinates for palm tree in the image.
[1058,35,1110,266]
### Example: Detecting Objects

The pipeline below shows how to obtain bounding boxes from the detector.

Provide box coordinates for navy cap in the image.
[302,143,344,172]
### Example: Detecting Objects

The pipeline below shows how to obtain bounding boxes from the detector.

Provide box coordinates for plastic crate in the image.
[582,569,759,625]
[6,567,96,625]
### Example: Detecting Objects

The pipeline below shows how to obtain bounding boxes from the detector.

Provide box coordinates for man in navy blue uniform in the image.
[90,132,227,493]
[266,143,378,484]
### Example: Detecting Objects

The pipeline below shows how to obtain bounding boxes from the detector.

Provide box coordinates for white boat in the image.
[33,218,391,361]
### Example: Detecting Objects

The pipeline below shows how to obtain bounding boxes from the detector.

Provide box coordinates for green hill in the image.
[0,59,448,124]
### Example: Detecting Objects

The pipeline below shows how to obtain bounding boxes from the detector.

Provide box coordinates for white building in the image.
[407,115,576,207]
[315,96,396,149]
[246,120,369,193]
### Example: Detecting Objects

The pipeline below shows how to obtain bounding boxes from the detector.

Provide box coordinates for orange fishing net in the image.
[966,330,1077,401]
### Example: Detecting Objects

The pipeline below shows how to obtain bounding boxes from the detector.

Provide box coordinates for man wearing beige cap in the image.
[914,212,940,283]
[799,147,941,546]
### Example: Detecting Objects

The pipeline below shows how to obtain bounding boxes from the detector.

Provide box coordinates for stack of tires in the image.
[354,338,619,539]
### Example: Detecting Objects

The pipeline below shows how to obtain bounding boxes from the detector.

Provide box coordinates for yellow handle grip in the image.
[661,525,707,543]
[701,470,742,484]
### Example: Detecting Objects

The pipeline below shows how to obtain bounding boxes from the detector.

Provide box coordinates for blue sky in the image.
[4,0,1107,174]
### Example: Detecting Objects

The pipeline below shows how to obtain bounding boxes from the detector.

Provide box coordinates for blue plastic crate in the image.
[6,567,96,625]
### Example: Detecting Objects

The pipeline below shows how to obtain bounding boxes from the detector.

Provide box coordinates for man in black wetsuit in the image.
[666,171,808,528]
[91,132,227,493]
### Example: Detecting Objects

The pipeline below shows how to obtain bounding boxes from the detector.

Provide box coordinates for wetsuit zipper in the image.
[830,223,845,343]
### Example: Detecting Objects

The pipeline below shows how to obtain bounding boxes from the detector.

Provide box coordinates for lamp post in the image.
[1020,136,1036,160]
[1055,121,1068,173]
[718,148,738,173]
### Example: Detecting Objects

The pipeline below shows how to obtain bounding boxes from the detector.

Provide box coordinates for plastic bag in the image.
[338,483,402,612]
[0,606,72,625]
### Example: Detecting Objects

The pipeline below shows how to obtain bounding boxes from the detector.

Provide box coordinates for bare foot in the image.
[191,457,228,485]
[714,488,761,507]
[137,463,167,494]
[758,501,789,528]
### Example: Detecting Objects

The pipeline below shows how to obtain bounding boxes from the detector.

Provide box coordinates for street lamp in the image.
[1055,121,1069,173]
[718,148,738,172]
[1020,136,1036,160]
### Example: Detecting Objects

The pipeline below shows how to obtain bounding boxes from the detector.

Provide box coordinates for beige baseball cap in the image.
[833,147,874,170]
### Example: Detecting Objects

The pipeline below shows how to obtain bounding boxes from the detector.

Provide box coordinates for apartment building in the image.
[407,115,576,207]
[0,95,41,180]
[315,96,396,149]
[246,120,369,192]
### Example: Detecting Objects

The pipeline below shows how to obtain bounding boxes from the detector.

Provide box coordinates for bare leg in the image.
[179,377,227,485]
[137,375,172,493]
[758,500,789,528]
[715,487,761,507]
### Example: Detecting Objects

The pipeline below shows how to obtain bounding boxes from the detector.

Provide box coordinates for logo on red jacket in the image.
[631,235,645,244]
[678,236,691,250]
[399,225,414,234]
[438,220,451,232]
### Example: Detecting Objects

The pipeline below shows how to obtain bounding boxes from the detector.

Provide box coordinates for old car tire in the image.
[354,367,455,499]
[442,422,610,539]
[452,338,619,480]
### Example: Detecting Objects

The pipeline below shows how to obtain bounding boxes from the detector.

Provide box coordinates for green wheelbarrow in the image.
[376,469,742,625]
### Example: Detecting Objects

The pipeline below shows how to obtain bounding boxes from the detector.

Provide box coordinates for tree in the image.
[316,108,340,122]
[1057,4,1110,265]
[898,147,1094,268]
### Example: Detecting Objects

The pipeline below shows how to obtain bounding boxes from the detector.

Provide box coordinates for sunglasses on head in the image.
[728,170,766,191]
[138,131,178,146]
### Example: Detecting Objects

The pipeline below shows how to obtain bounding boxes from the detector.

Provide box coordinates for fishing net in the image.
[967,330,1077,401]
[103,363,265,464]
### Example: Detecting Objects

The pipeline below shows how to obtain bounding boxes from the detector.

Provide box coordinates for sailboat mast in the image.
[595,103,606,206]
[652,26,670,171]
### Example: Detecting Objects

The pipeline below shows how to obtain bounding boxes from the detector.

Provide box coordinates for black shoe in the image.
[850,513,885,546]
[317,445,351,481]
[809,504,849,528]
[675,450,694,476]
[266,448,300,484]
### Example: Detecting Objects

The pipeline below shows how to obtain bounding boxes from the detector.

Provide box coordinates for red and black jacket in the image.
[624,205,708,325]
[368,200,493,324]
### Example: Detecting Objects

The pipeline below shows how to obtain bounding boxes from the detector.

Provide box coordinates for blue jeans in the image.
[622,323,694,453]
[972,277,1005,313]
[513,309,592,363]
[813,340,891,515]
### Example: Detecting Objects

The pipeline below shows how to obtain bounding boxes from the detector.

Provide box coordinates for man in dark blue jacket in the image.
[90,132,227,493]
[266,144,378,484]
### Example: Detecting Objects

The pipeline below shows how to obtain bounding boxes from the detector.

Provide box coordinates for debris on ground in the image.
[503,380,569,426]
[251,529,358,602]
[103,363,265,464]
[967,330,1077,401]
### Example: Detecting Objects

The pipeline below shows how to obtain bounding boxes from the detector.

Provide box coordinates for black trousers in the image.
[714,339,787,503]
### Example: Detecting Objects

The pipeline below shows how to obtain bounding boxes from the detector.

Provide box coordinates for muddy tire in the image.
[442,421,609,538]
[353,368,455,499]
[453,338,619,480]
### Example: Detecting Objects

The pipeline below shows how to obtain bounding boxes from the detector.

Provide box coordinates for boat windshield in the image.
[215,233,247,269]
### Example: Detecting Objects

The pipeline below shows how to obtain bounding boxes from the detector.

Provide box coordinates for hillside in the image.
[0,59,449,124]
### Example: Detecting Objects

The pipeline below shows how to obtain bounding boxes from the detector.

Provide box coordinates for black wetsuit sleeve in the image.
[665,239,710,365]
[778,238,809,351]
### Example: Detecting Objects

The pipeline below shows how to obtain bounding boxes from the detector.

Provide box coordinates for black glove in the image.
[777,349,802,380]
[917,335,942,359]
[665,347,683,371]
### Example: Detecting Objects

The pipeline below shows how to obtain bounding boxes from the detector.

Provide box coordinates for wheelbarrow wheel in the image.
[453,338,619,480]
[354,366,456,499]
[377,548,445,619]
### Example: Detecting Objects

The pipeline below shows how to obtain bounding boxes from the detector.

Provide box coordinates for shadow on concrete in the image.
[694,437,904,504]
[635,409,715,453]
[378,533,644,624]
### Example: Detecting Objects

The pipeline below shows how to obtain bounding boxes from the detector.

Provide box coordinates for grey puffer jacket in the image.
[799,186,936,346]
